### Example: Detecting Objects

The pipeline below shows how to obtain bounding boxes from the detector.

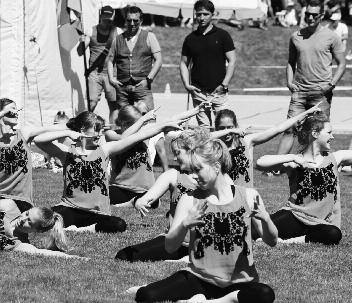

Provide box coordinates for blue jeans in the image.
[287,90,333,119]
[115,82,154,111]
[192,91,228,127]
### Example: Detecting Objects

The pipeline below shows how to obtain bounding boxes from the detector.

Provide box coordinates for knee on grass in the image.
[306,225,342,245]
[237,283,275,303]
[95,217,127,233]
[135,286,159,303]
[115,246,135,262]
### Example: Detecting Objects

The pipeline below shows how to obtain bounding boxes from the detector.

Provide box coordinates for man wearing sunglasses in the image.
[107,6,162,111]
[276,0,346,155]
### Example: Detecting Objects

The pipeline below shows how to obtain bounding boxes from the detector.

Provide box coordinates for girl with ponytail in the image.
[34,111,184,233]
[115,127,210,262]
[212,103,322,186]
[0,98,70,234]
[134,138,277,303]
[0,199,80,257]
[257,111,352,245]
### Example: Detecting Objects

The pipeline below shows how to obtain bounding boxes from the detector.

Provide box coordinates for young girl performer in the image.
[256,111,352,245]
[34,111,181,233]
[213,103,322,186]
[0,98,68,216]
[135,139,277,303]
[115,128,210,262]
[108,103,206,206]
[0,200,77,257]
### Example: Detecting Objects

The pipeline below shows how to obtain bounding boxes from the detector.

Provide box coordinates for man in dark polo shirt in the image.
[180,0,236,127]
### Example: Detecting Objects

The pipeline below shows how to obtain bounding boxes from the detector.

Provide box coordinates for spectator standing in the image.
[180,0,236,127]
[276,0,346,156]
[107,6,162,111]
[79,6,122,123]
[325,12,348,52]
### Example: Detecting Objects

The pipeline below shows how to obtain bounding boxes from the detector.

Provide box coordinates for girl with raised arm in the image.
[256,111,352,245]
[0,98,68,220]
[34,111,181,233]
[212,103,322,186]
[115,128,210,262]
[135,139,278,303]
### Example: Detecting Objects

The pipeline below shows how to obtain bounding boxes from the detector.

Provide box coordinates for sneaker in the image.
[262,170,282,176]
[346,50,352,60]
[341,166,352,172]
[177,294,207,303]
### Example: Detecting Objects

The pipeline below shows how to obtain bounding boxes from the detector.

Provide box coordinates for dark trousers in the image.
[52,205,126,233]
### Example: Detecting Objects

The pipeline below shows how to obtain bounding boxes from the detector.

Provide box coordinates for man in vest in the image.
[79,6,122,123]
[107,6,162,111]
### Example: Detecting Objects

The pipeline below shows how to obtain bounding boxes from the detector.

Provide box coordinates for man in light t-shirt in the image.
[276,0,346,156]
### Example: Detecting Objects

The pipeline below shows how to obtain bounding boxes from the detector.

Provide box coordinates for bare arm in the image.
[104,130,122,142]
[77,35,90,56]
[34,130,80,162]
[247,189,278,247]
[21,123,68,144]
[15,243,86,259]
[134,169,178,216]
[287,37,298,92]
[102,121,181,157]
[165,194,194,253]
[120,109,158,138]
[246,102,322,147]
[180,55,206,101]
[331,51,346,86]
[256,154,298,171]
[222,49,236,86]
[148,51,162,80]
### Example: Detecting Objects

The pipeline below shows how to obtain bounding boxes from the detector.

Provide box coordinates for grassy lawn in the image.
[1,134,352,302]
[150,24,352,97]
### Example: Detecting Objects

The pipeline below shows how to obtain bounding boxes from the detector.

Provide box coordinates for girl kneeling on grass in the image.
[212,103,322,186]
[0,98,72,239]
[115,127,210,262]
[256,112,352,245]
[34,111,182,233]
[0,200,74,257]
[135,139,278,303]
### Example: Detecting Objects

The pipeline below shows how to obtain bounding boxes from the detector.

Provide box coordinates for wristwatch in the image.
[221,83,229,93]
[146,76,153,85]
[328,82,335,90]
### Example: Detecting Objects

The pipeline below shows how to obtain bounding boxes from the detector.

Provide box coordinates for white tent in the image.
[0,0,262,127]
[133,0,263,19]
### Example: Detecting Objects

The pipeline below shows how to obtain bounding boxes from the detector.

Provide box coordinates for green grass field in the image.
[1,135,352,303]
[150,24,352,96]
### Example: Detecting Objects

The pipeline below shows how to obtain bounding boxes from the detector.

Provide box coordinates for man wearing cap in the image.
[107,6,162,111]
[325,11,348,52]
[79,6,123,123]
[179,0,236,127]
[276,0,346,155]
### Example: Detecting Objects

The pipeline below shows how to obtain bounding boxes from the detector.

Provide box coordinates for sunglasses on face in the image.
[126,18,140,24]
[217,126,233,130]
[305,12,321,19]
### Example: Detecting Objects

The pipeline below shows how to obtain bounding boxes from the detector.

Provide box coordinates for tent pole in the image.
[22,0,26,126]
[80,8,91,112]
[83,48,91,112]
[186,4,195,112]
